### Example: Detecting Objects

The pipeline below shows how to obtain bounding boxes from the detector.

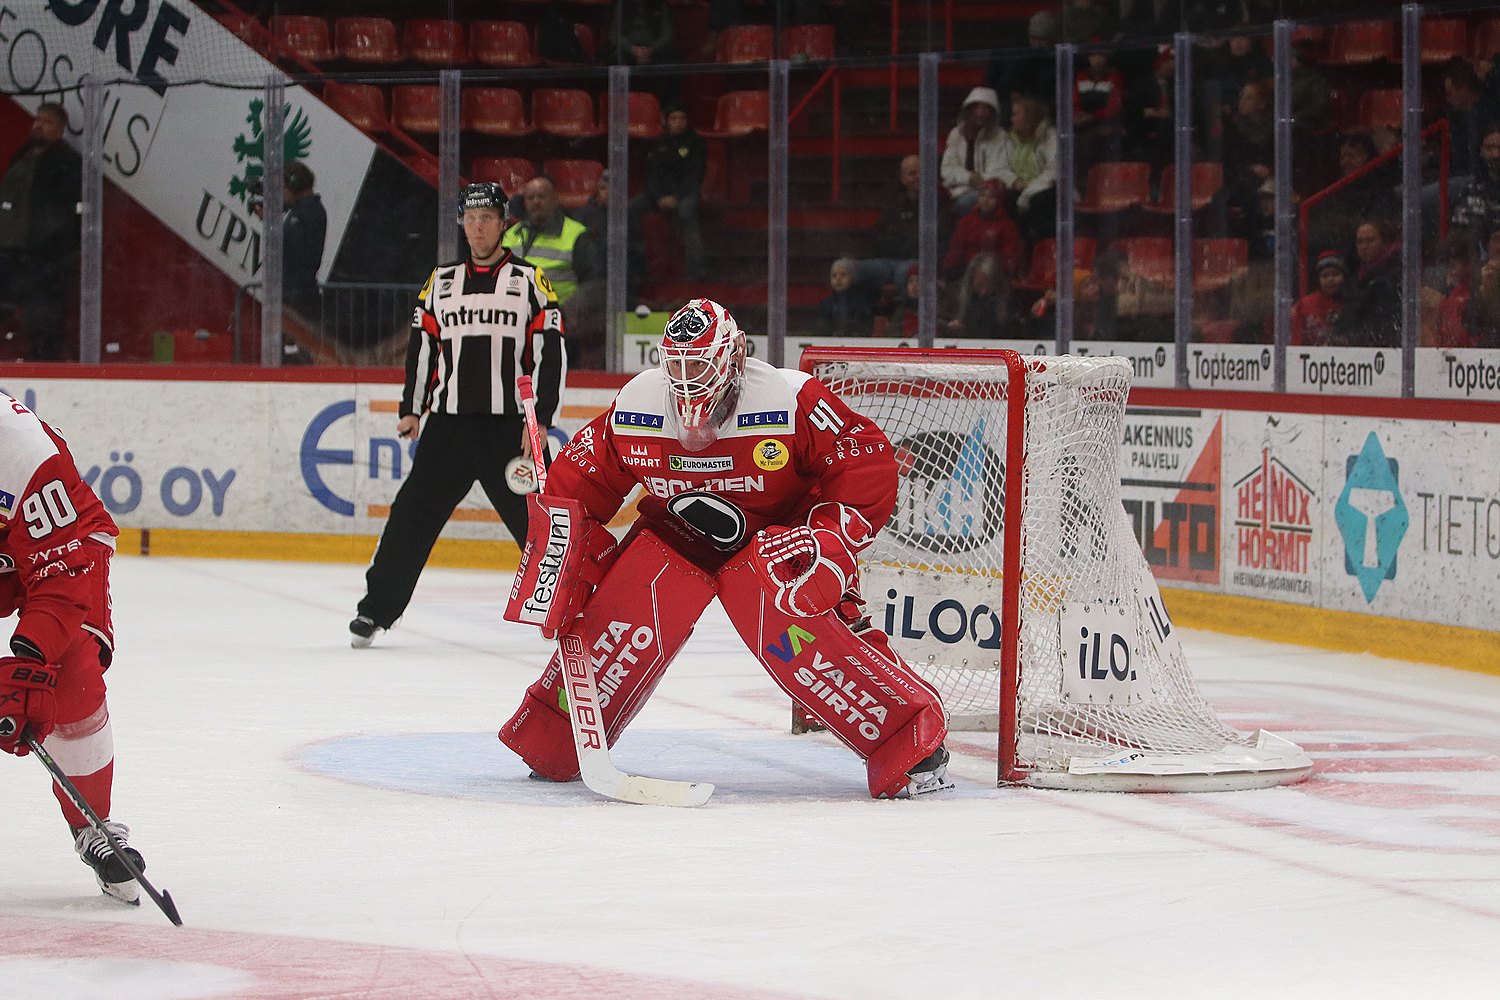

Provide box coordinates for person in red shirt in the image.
[942,179,1024,281]
[0,392,148,904]
[1291,250,1347,346]
[1431,232,1478,348]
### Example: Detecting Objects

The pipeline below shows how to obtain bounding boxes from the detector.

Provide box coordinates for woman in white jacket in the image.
[940,86,1006,217]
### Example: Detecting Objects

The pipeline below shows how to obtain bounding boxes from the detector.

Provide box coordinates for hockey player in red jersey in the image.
[502,299,952,798]
[0,392,148,903]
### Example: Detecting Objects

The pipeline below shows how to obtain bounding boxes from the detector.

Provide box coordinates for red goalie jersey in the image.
[549,355,898,566]
[0,393,118,665]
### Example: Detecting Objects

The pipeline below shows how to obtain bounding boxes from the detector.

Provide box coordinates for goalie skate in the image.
[74,820,144,905]
[896,745,955,798]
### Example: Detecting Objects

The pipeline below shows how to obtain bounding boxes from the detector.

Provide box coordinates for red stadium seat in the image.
[472,157,537,194]
[1474,17,1500,62]
[1143,163,1223,214]
[717,24,774,63]
[335,16,402,65]
[213,10,268,50]
[463,88,532,137]
[1421,18,1468,64]
[470,20,538,67]
[1326,20,1397,65]
[598,91,663,138]
[404,19,465,66]
[1193,238,1249,292]
[270,15,333,62]
[784,24,836,61]
[1015,237,1097,292]
[532,88,602,137]
[700,91,770,138]
[392,85,441,134]
[543,159,605,210]
[1114,237,1175,284]
[1358,88,1404,131]
[324,82,388,132]
[1076,161,1152,213]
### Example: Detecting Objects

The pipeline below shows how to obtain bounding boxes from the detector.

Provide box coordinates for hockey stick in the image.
[515,375,713,807]
[22,727,183,925]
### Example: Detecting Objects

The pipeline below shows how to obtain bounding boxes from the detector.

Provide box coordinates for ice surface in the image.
[1,557,1497,999]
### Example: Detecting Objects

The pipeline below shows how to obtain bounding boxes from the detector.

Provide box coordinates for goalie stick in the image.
[515,376,713,807]
[23,727,183,925]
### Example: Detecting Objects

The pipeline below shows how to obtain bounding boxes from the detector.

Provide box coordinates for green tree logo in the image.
[229,97,313,206]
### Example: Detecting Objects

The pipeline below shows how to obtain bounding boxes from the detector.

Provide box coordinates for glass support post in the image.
[1055,44,1076,355]
[260,74,285,368]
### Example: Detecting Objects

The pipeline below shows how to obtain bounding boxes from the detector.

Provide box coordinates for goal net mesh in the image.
[812,354,1250,780]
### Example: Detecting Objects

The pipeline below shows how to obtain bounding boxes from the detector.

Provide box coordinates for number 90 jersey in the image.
[548,357,898,565]
[0,393,118,662]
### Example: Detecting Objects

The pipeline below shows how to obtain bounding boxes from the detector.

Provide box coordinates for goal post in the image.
[801,347,1312,791]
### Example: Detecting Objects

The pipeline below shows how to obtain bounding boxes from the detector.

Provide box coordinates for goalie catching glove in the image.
[751,502,873,618]
[504,494,619,639]
[0,655,58,755]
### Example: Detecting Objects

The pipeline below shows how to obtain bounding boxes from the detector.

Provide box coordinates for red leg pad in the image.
[714,548,949,798]
[498,529,716,781]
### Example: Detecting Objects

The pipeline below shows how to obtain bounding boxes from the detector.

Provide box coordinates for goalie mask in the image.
[660,298,746,449]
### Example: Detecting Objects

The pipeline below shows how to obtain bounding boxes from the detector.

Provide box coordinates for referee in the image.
[350,182,567,647]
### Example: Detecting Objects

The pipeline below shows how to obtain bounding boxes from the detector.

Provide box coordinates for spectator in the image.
[606,0,676,67]
[0,102,80,361]
[1465,240,1500,347]
[1060,0,1117,44]
[939,87,1005,217]
[1126,46,1177,165]
[884,264,922,337]
[944,252,1011,339]
[943,179,1023,281]
[1073,50,1126,169]
[280,162,327,332]
[1214,32,1273,107]
[629,102,707,288]
[1290,250,1347,346]
[857,154,949,301]
[989,11,1058,127]
[1451,123,1500,248]
[1220,81,1275,242]
[1446,60,1496,184]
[536,6,590,64]
[816,257,873,338]
[1287,39,1331,137]
[503,176,597,306]
[994,95,1058,246]
[1426,230,1478,348]
[1305,132,1396,262]
[1333,218,1402,347]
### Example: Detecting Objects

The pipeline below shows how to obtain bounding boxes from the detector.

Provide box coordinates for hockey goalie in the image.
[501,298,953,798]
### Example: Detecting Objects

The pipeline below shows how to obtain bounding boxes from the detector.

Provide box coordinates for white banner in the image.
[1414,348,1500,402]
[1286,346,1403,396]
[3,2,376,288]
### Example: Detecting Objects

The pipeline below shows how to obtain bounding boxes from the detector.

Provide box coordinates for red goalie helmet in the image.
[660,298,746,435]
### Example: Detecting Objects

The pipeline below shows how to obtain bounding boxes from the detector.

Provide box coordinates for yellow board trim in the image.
[1163,586,1500,677]
[114,528,522,571]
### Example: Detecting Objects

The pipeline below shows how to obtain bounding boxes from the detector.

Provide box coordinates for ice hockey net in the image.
[803,348,1311,791]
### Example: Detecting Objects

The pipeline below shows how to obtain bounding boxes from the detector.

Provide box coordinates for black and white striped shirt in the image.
[402,251,567,423]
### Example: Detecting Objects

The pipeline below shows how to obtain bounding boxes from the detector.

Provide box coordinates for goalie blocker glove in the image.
[0,655,58,755]
[505,494,619,639]
[751,502,873,619]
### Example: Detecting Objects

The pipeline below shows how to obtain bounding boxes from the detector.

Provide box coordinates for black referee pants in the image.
[357,412,532,628]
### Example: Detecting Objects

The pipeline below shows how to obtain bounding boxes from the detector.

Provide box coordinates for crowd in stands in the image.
[174,3,1500,355]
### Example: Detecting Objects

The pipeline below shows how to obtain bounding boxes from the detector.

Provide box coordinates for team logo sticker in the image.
[666,491,748,549]
[0,490,13,516]
[753,439,789,471]
[670,455,733,472]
